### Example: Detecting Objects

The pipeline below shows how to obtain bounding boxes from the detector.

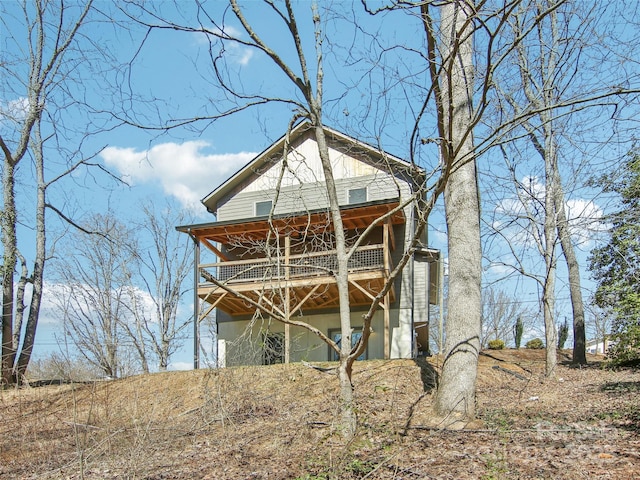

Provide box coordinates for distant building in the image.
[586,336,613,355]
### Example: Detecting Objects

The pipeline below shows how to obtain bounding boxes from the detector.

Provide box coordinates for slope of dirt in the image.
[1,350,638,479]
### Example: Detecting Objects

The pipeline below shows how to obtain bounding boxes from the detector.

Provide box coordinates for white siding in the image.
[216,137,411,221]
[218,310,388,366]
[208,131,422,364]
[244,137,382,191]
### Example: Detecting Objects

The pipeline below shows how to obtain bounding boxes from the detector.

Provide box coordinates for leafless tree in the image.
[0,0,123,384]
[418,1,482,422]
[484,0,640,375]
[53,215,139,378]
[132,202,193,371]
[585,304,612,355]
[53,205,193,375]
[481,287,532,348]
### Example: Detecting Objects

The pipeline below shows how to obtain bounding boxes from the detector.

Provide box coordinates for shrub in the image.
[558,320,569,349]
[488,339,505,350]
[514,317,524,349]
[525,338,544,349]
[606,321,640,367]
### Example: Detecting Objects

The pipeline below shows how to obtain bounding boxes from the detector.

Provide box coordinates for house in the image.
[586,337,613,355]
[177,122,440,367]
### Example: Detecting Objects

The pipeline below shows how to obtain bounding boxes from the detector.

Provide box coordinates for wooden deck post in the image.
[193,237,201,370]
[284,235,290,364]
[383,223,390,359]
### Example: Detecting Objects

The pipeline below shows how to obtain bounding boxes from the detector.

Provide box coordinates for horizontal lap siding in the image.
[217,173,407,222]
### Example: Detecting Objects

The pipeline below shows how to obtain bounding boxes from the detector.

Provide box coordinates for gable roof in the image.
[201,122,420,214]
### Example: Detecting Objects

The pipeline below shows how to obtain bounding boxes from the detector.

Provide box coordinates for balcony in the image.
[197,243,393,316]
[205,244,384,284]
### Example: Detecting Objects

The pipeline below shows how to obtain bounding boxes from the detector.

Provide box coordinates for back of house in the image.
[177,122,440,367]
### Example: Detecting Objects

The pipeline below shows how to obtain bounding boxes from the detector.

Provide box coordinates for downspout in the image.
[409,182,416,359]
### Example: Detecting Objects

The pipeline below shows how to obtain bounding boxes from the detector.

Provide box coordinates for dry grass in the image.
[1,350,639,479]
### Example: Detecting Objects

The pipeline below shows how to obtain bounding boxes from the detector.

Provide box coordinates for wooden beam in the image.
[197,269,386,295]
[348,280,386,308]
[290,284,322,316]
[200,238,230,261]
[385,218,396,251]
[198,292,228,323]
[253,291,286,319]
[185,201,406,243]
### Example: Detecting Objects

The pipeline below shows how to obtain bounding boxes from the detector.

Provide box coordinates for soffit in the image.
[178,200,405,244]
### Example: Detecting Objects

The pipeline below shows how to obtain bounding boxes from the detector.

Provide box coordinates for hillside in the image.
[1,350,639,479]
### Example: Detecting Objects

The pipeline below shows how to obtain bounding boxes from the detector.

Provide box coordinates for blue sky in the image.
[3,1,633,371]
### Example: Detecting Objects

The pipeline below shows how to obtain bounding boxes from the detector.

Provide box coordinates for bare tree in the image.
[53,215,139,378]
[0,0,122,384]
[507,1,580,372]
[481,287,531,348]
[585,304,611,355]
[484,0,640,374]
[53,205,193,376]
[133,202,193,371]
[420,0,482,422]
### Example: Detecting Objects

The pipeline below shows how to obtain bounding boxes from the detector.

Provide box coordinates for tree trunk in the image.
[1,159,17,385]
[542,265,557,377]
[431,1,482,422]
[159,334,170,371]
[16,122,47,381]
[314,121,357,437]
[552,175,587,365]
[543,132,558,378]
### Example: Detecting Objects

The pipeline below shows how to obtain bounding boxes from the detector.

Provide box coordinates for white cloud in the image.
[41,282,159,325]
[494,176,607,247]
[191,27,254,66]
[101,141,255,212]
[566,198,609,245]
[14,281,63,326]
[227,43,254,66]
[0,97,29,121]
[484,262,512,276]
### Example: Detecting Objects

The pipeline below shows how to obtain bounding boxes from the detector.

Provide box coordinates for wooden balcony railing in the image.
[199,244,388,286]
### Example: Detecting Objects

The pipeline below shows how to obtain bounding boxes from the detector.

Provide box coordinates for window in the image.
[263,332,284,365]
[255,200,273,217]
[329,328,366,361]
[348,187,367,204]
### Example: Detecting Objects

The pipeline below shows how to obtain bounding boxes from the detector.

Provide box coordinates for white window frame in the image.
[348,187,367,204]
[255,200,273,217]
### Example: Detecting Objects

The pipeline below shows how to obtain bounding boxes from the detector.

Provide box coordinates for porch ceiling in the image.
[179,199,405,243]
[197,270,394,318]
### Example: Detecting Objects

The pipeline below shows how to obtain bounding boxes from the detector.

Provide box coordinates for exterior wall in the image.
[218,309,388,366]
[206,133,431,364]
[216,135,409,222]
[586,338,613,355]
[388,208,431,359]
[218,174,405,222]
[210,205,429,363]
